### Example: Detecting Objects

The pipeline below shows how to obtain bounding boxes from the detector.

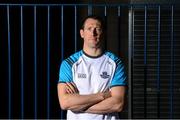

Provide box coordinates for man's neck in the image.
[83,47,103,57]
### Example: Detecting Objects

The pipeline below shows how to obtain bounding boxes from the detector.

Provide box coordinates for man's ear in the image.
[80,29,84,38]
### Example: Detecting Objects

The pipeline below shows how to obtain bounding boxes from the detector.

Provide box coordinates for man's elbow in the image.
[116,105,123,112]
[60,101,82,112]
[60,101,69,110]
[113,103,124,112]
[60,104,67,110]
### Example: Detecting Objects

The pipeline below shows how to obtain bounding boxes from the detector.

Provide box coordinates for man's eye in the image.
[87,28,92,30]
[96,28,102,32]
[84,28,92,31]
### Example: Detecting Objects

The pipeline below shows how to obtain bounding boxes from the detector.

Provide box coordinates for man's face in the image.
[80,18,103,48]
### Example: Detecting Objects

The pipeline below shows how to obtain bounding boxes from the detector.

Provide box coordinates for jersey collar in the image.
[82,50,105,59]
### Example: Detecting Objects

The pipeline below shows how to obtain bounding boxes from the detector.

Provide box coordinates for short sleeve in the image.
[58,60,73,83]
[110,59,127,87]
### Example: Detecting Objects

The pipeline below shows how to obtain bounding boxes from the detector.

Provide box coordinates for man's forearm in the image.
[85,96,124,114]
[60,92,104,111]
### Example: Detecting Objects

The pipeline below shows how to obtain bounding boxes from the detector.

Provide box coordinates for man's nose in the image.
[92,29,97,36]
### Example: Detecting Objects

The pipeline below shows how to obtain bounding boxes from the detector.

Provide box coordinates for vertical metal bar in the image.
[118,6,121,17]
[132,7,135,78]
[47,6,50,119]
[128,5,133,119]
[118,6,121,54]
[34,6,37,119]
[118,7,121,117]
[74,5,77,52]
[104,6,107,49]
[88,5,92,16]
[170,5,174,119]
[60,5,65,119]
[157,5,161,118]
[7,5,11,119]
[61,6,64,61]
[20,6,24,119]
[104,6,107,17]
[144,6,147,118]
[132,6,135,118]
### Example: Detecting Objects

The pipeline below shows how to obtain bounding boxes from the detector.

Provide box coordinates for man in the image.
[57,15,127,120]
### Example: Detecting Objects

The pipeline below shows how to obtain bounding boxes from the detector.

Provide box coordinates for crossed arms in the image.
[57,82,126,114]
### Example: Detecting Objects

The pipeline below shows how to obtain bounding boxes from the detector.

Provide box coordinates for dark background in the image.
[1,0,180,119]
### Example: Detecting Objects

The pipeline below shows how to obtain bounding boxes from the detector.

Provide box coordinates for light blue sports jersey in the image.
[59,50,127,120]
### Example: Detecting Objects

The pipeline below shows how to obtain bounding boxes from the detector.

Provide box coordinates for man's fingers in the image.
[65,84,74,94]
[70,82,79,93]
[66,86,72,94]
[66,82,78,93]
[66,82,76,93]
[103,90,111,99]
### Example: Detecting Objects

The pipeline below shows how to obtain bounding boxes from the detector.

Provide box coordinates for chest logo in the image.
[100,72,110,79]
[78,73,86,78]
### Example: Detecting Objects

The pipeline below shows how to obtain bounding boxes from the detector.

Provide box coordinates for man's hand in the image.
[65,82,79,94]
[85,86,126,114]
[102,90,111,99]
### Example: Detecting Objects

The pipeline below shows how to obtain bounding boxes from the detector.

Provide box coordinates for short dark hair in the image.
[81,15,105,30]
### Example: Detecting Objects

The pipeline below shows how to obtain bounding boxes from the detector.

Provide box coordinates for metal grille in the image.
[131,5,180,118]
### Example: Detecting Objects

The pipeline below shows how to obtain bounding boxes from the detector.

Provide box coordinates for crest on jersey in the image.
[100,72,110,79]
